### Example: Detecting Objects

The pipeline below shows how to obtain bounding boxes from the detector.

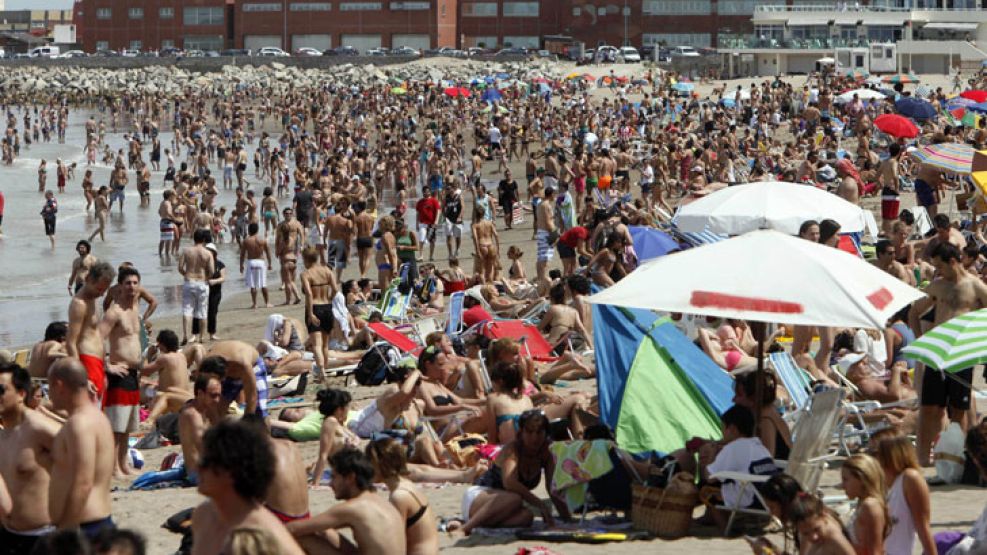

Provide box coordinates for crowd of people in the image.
[1,60,987,554]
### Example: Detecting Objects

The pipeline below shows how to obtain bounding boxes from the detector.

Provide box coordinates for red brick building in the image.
[75,0,752,53]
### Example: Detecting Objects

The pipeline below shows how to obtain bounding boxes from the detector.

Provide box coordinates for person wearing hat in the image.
[191,242,226,341]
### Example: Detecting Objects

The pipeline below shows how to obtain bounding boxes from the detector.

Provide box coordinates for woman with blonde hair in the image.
[872,431,935,555]
[841,454,889,555]
[366,437,440,555]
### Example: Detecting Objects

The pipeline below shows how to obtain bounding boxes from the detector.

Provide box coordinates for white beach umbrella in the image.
[672,181,868,236]
[588,229,923,329]
[835,88,886,104]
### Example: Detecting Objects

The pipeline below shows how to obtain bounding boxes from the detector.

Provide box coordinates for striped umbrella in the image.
[911,143,975,174]
[902,309,987,372]
[882,73,920,85]
[846,69,870,81]
[947,96,977,112]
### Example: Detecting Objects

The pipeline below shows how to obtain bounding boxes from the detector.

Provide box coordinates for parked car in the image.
[59,50,87,58]
[204,50,221,57]
[220,49,252,57]
[535,49,557,61]
[582,48,595,62]
[121,49,139,58]
[324,45,359,56]
[294,47,322,57]
[367,47,390,56]
[670,46,700,57]
[619,46,641,63]
[159,47,183,57]
[257,46,289,57]
[389,46,420,57]
[184,49,205,58]
[495,47,528,57]
[94,49,120,57]
[29,46,61,58]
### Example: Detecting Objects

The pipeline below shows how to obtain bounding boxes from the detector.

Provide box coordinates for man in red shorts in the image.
[66,261,115,403]
[879,143,902,236]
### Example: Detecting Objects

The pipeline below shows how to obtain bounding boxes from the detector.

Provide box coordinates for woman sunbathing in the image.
[537,283,593,353]
[698,325,758,374]
[485,362,535,445]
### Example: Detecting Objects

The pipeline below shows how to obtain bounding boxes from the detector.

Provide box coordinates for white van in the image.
[29,46,61,58]
[670,46,700,58]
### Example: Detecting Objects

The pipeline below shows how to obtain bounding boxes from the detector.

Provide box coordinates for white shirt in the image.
[707,437,777,508]
[641,164,654,185]
[488,126,502,143]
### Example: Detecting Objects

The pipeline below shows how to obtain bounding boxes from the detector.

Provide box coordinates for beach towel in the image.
[549,440,614,512]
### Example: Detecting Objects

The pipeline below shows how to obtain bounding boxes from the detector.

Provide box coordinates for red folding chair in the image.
[480,320,558,362]
[368,323,421,355]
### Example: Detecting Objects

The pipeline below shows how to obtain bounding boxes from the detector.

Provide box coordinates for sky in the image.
[6,0,74,8]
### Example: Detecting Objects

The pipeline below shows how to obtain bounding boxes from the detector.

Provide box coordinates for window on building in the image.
[641,32,711,47]
[390,1,429,9]
[128,7,143,19]
[572,6,581,16]
[867,25,902,42]
[790,25,829,39]
[641,0,710,15]
[243,3,282,12]
[184,7,224,26]
[503,35,538,48]
[130,40,142,50]
[95,7,111,19]
[717,0,755,15]
[162,39,175,49]
[184,35,224,51]
[754,25,784,41]
[160,7,175,19]
[96,41,109,51]
[290,3,332,10]
[465,35,497,48]
[339,2,383,10]
[462,2,497,16]
[502,2,538,17]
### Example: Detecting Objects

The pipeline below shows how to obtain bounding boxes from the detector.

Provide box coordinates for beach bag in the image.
[354,342,401,386]
[934,422,966,484]
[444,433,487,468]
[631,472,698,538]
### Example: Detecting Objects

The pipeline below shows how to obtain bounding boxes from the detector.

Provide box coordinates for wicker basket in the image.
[631,475,699,538]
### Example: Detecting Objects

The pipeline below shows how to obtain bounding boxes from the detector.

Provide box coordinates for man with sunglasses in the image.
[0,363,60,554]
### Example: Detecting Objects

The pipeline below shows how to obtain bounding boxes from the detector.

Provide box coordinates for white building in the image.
[719,3,987,77]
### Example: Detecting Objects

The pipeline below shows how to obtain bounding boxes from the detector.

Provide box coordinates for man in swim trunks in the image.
[264,436,311,524]
[158,190,178,258]
[0,363,60,554]
[66,261,115,403]
[179,229,215,343]
[325,198,354,279]
[275,208,305,306]
[241,222,272,309]
[914,161,945,218]
[353,201,376,278]
[47,358,116,540]
[178,373,223,486]
[201,341,263,418]
[535,187,558,295]
[415,187,441,262]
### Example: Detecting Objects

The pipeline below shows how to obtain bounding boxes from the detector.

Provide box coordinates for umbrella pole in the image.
[751,321,767,438]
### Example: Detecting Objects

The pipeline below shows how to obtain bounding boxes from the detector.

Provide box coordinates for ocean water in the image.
[0,109,256,347]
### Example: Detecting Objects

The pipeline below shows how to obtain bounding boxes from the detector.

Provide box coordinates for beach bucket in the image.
[631,472,698,538]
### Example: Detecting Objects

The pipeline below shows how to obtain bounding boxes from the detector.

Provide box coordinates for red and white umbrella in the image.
[588,229,923,329]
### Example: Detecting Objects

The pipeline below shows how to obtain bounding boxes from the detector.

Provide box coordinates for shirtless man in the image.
[240,222,273,309]
[909,242,987,465]
[353,201,376,278]
[68,240,97,295]
[535,187,558,295]
[915,162,946,218]
[28,321,68,379]
[201,341,264,418]
[264,436,311,524]
[102,262,159,327]
[275,207,305,306]
[287,448,405,554]
[191,421,304,555]
[159,190,178,257]
[179,229,215,344]
[0,363,59,553]
[141,329,192,423]
[325,199,355,279]
[99,266,145,477]
[66,261,115,403]
[177,373,223,485]
[47,358,116,539]
[873,240,915,286]
[922,213,967,261]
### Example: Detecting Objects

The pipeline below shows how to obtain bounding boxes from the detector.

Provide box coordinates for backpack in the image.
[354,342,402,386]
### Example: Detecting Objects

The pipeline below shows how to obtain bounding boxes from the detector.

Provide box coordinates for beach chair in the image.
[769,351,813,415]
[367,322,421,355]
[322,363,357,386]
[411,317,441,344]
[480,320,558,362]
[711,388,845,534]
[445,291,465,336]
[910,206,934,238]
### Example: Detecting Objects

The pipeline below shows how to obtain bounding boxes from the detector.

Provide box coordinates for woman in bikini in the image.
[485,362,534,445]
[697,325,758,374]
[261,187,279,238]
[586,234,627,287]
[310,388,360,485]
[537,283,593,354]
[300,246,338,377]
[82,169,95,210]
[470,205,500,284]
[88,186,109,242]
[375,215,399,290]
[366,438,440,555]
